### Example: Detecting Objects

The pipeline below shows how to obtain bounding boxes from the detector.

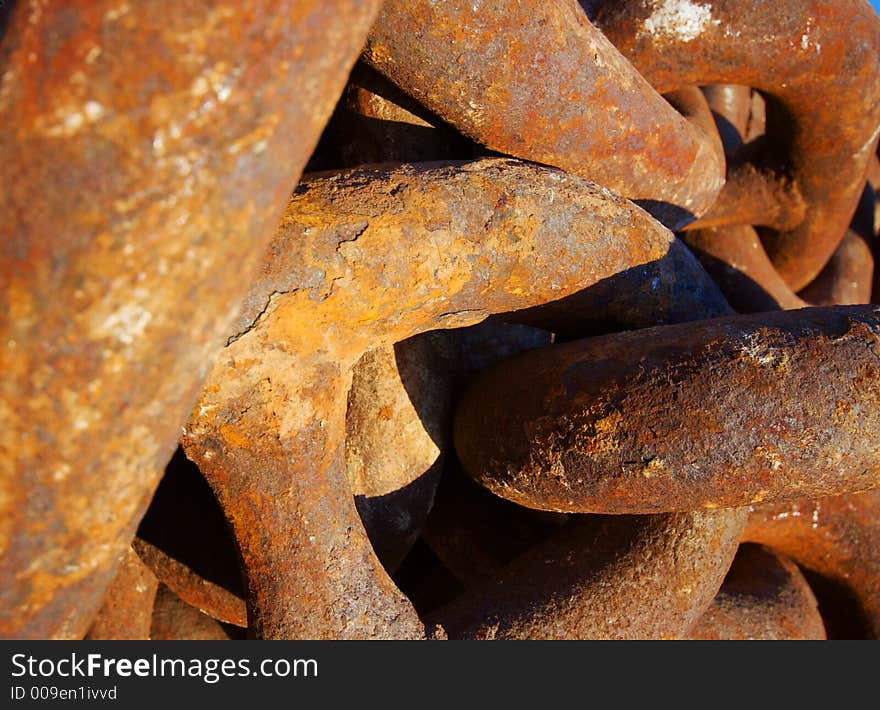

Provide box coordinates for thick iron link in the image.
[3,0,879,641]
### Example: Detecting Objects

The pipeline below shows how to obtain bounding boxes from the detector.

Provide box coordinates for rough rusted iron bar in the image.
[586,0,880,290]
[688,84,806,233]
[745,489,880,639]
[710,83,766,147]
[364,0,724,228]
[683,83,863,311]
[132,446,247,626]
[423,267,747,639]
[455,306,880,514]
[347,324,552,580]
[0,0,382,639]
[682,170,871,312]
[683,158,808,233]
[683,84,807,234]
[425,260,739,628]
[320,66,476,574]
[84,547,158,641]
[413,324,560,588]
[428,509,747,640]
[150,585,241,641]
[799,184,875,306]
[417,324,561,589]
[346,339,451,573]
[704,83,768,148]
[181,158,729,639]
[701,84,752,152]
[686,544,825,640]
[663,86,725,178]
[132,539,246,628]
[681,225,806,312]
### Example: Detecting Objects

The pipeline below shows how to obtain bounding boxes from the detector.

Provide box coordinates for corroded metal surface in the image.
[346,340,450,573]
[682,80,867,313]
[3,0,878,642]
[84,547,158,641]
[318,63,476,169]
[687,84,805,234]
[502,241,731,341]
[420,325,562,588]
[700,84,752,151]
[455,306,880,514]
[681,225,806,312]
[132,539,246,629]
[799,184,875,306]
[181,158,725,639]
[150,585,241,641]
[663,85,725,181]
[365,0,724,227]
[587,0,880,289]
[347,323,558,575]
[429,509,747,640]
[745,489,880,639]
[132,446,246,626]
[424,238,743,636]
[687,544,825,640]
[0,0,382,639]
[684,159,807,233]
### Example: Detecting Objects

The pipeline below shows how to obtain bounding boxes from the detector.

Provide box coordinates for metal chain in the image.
[3,0,879,641]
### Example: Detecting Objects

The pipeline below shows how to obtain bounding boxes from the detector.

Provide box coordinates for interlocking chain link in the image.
[3,0,879,640]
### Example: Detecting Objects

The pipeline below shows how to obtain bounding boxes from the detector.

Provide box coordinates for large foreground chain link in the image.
[2,0,879,640]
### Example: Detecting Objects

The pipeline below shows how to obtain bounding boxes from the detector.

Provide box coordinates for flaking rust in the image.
[455,306,880,514]
[2,0,877,642]
[181,158,727,639]
[587,0,880,290]
[365,0,724,227]
[423,234,743,639]
[0,0,383,639]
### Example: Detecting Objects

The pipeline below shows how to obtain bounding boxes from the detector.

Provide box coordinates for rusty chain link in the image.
[2,0,880,641]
